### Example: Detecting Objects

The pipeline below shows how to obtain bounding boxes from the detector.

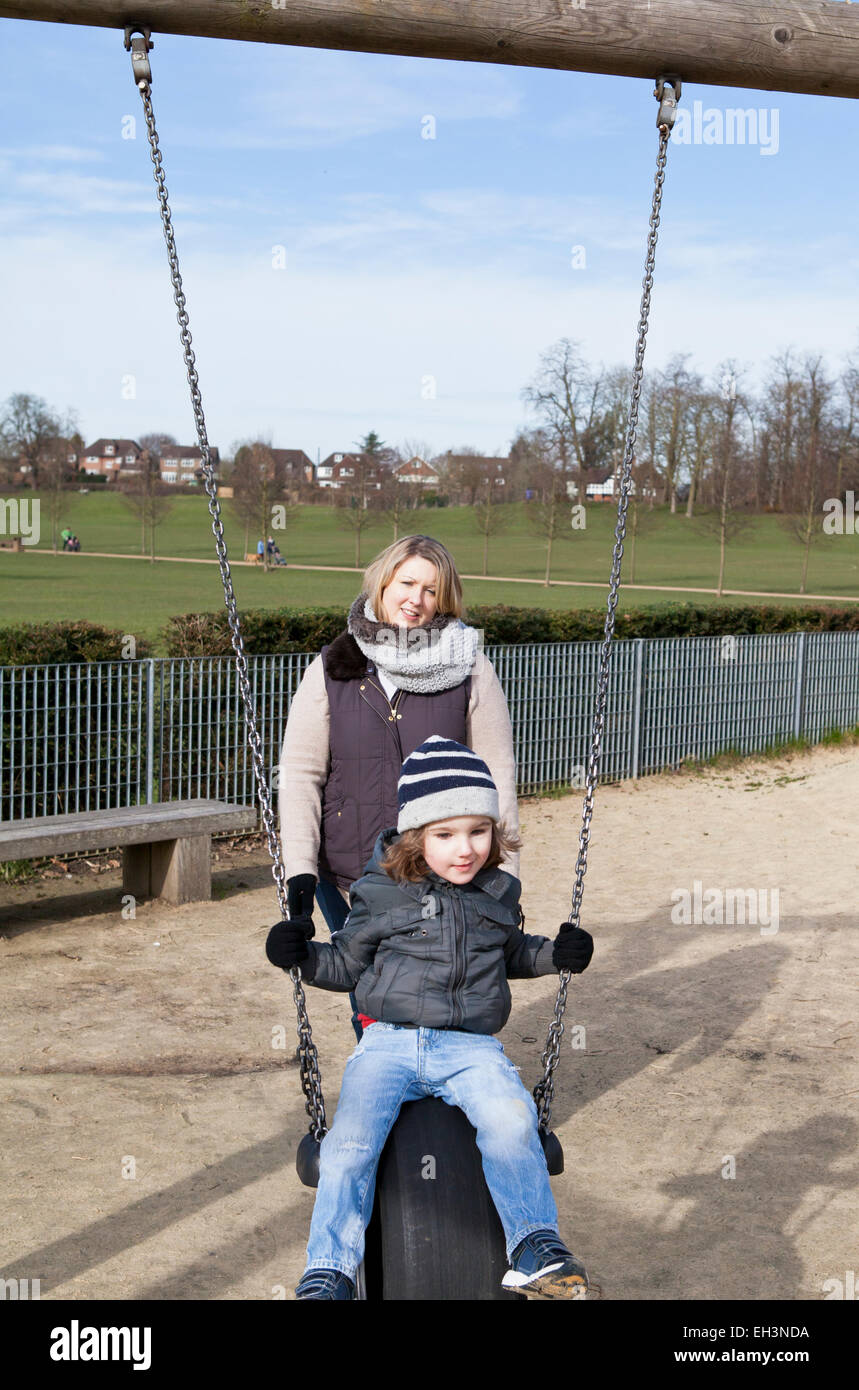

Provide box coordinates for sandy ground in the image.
[1,742,857,1302]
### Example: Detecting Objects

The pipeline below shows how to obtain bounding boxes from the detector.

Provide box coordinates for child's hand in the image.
[552,924,594,974]
[265,920,312,970]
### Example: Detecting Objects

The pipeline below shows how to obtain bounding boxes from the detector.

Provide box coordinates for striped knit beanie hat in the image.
[397,735,499,833]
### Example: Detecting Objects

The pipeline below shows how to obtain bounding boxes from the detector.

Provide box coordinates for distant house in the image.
[269,448,314,485]
[157,444,220,485]
[392,457,441,488]
[567,469,639,501]
[81,438,144,481]
[316,452,384,491]
[444,454,508,497]
[16,437,79,480]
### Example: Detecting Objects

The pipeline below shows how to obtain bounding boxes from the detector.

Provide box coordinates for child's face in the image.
[422,816,494,884]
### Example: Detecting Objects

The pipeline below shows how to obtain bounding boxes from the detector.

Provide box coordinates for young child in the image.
[266,735,594,1301]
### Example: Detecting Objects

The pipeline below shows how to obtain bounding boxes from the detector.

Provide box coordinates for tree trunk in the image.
[717,507,727,597]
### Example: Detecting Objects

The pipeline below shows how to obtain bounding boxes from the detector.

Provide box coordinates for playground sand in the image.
[1,741,857,1301]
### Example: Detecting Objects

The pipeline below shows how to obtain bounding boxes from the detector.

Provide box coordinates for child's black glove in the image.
[552,923,594,974]
[287,873,317,938]
[266,920,311,970]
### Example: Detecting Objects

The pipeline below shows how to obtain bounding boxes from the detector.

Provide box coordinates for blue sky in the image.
[2,17,859,463]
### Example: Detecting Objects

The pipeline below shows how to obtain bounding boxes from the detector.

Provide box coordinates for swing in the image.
[122,27,680,1300]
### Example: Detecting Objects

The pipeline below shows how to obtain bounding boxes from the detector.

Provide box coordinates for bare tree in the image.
[230,439,296,568]
[335,489,378,567]
[832,349,859,500]
[652,355,696,511]
[524,438,573,586]
[472,475,513,577]
[521,338,618,498]
[639,381,662,509]
[439,447,487,506]
[694,366,754,595]
[0,393,79,489]
[39,436,79,551]
[685,389,716,518]
[780,355,834,594]
[118,450,174,563]
[760,350,802,512]
[379,473,421,542]
[627,467,664,583]
[137,432,178,479]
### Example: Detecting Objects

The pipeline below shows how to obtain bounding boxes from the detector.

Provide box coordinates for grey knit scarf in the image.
[347,592,480,693]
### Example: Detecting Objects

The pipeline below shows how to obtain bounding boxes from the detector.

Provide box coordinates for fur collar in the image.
[325,629,368,682]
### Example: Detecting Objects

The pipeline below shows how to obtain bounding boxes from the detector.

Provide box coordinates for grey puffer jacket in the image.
[299,829,557,1035]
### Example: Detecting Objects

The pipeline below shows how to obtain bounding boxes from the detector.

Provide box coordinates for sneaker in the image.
[502,1229,589,1300]
[295,1268,355,1300]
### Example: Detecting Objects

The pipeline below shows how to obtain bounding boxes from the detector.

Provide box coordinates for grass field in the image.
[3,494,857,652]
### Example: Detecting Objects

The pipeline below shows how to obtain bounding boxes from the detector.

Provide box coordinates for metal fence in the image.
[2,633,858,823]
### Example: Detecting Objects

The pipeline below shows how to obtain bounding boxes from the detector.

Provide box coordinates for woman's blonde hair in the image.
[363,536,463,621]
[381,820,522,885]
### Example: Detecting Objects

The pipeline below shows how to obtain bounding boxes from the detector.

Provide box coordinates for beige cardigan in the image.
[278,650,520,885]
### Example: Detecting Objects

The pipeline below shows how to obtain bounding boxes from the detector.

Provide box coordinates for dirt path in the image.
[1,743,857,1300]
[20,549,859,604]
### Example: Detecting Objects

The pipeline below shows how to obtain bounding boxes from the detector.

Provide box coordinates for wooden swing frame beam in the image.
[3,1,859,100]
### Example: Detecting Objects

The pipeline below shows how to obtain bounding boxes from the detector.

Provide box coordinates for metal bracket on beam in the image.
[655,74,682,130]
[124,24,153,86]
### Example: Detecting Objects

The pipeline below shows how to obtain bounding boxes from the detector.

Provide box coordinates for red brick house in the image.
[392,457,441,488]
[316,452,385,491]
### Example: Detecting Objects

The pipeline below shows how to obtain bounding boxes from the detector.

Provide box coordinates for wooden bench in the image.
[0,799,258,904]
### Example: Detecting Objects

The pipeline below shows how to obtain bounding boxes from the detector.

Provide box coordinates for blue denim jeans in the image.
[314,878,362,1043]
[304,1023,560,1277]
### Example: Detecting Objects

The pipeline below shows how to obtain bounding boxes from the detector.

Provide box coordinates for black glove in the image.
[552,923,594,974]
[266,920,311,971]
[287,874,317,939]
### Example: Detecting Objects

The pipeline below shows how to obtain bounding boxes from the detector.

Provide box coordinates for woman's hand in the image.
[287,873,317,937]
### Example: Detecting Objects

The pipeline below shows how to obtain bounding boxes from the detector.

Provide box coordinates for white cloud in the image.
[172,49,522,150]
[3,227,856,461]
[1,144,107,163]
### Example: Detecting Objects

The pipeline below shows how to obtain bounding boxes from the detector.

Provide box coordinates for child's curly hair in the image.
[381,820,522,884]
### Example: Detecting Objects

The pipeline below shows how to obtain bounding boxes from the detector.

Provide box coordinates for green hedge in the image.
[3,604,857,666]
[0,620,153,666]
[162,601,859,656]
[161,607,349,657]
[465,603,859,644]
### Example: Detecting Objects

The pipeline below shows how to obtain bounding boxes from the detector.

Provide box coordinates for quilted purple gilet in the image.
[319,645,472,890]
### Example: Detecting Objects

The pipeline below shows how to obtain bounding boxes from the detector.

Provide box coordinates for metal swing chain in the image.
[533,79,681,1133]
[125,29,326,1141]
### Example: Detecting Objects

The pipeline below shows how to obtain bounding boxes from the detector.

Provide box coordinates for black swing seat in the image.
[296,1107,563,1188]
[296,1099,564,1301]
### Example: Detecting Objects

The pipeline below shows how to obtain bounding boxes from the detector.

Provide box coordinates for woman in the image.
[277,536,519,988]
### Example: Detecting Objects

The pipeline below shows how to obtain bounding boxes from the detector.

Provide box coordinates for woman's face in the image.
[380,556,440,627]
